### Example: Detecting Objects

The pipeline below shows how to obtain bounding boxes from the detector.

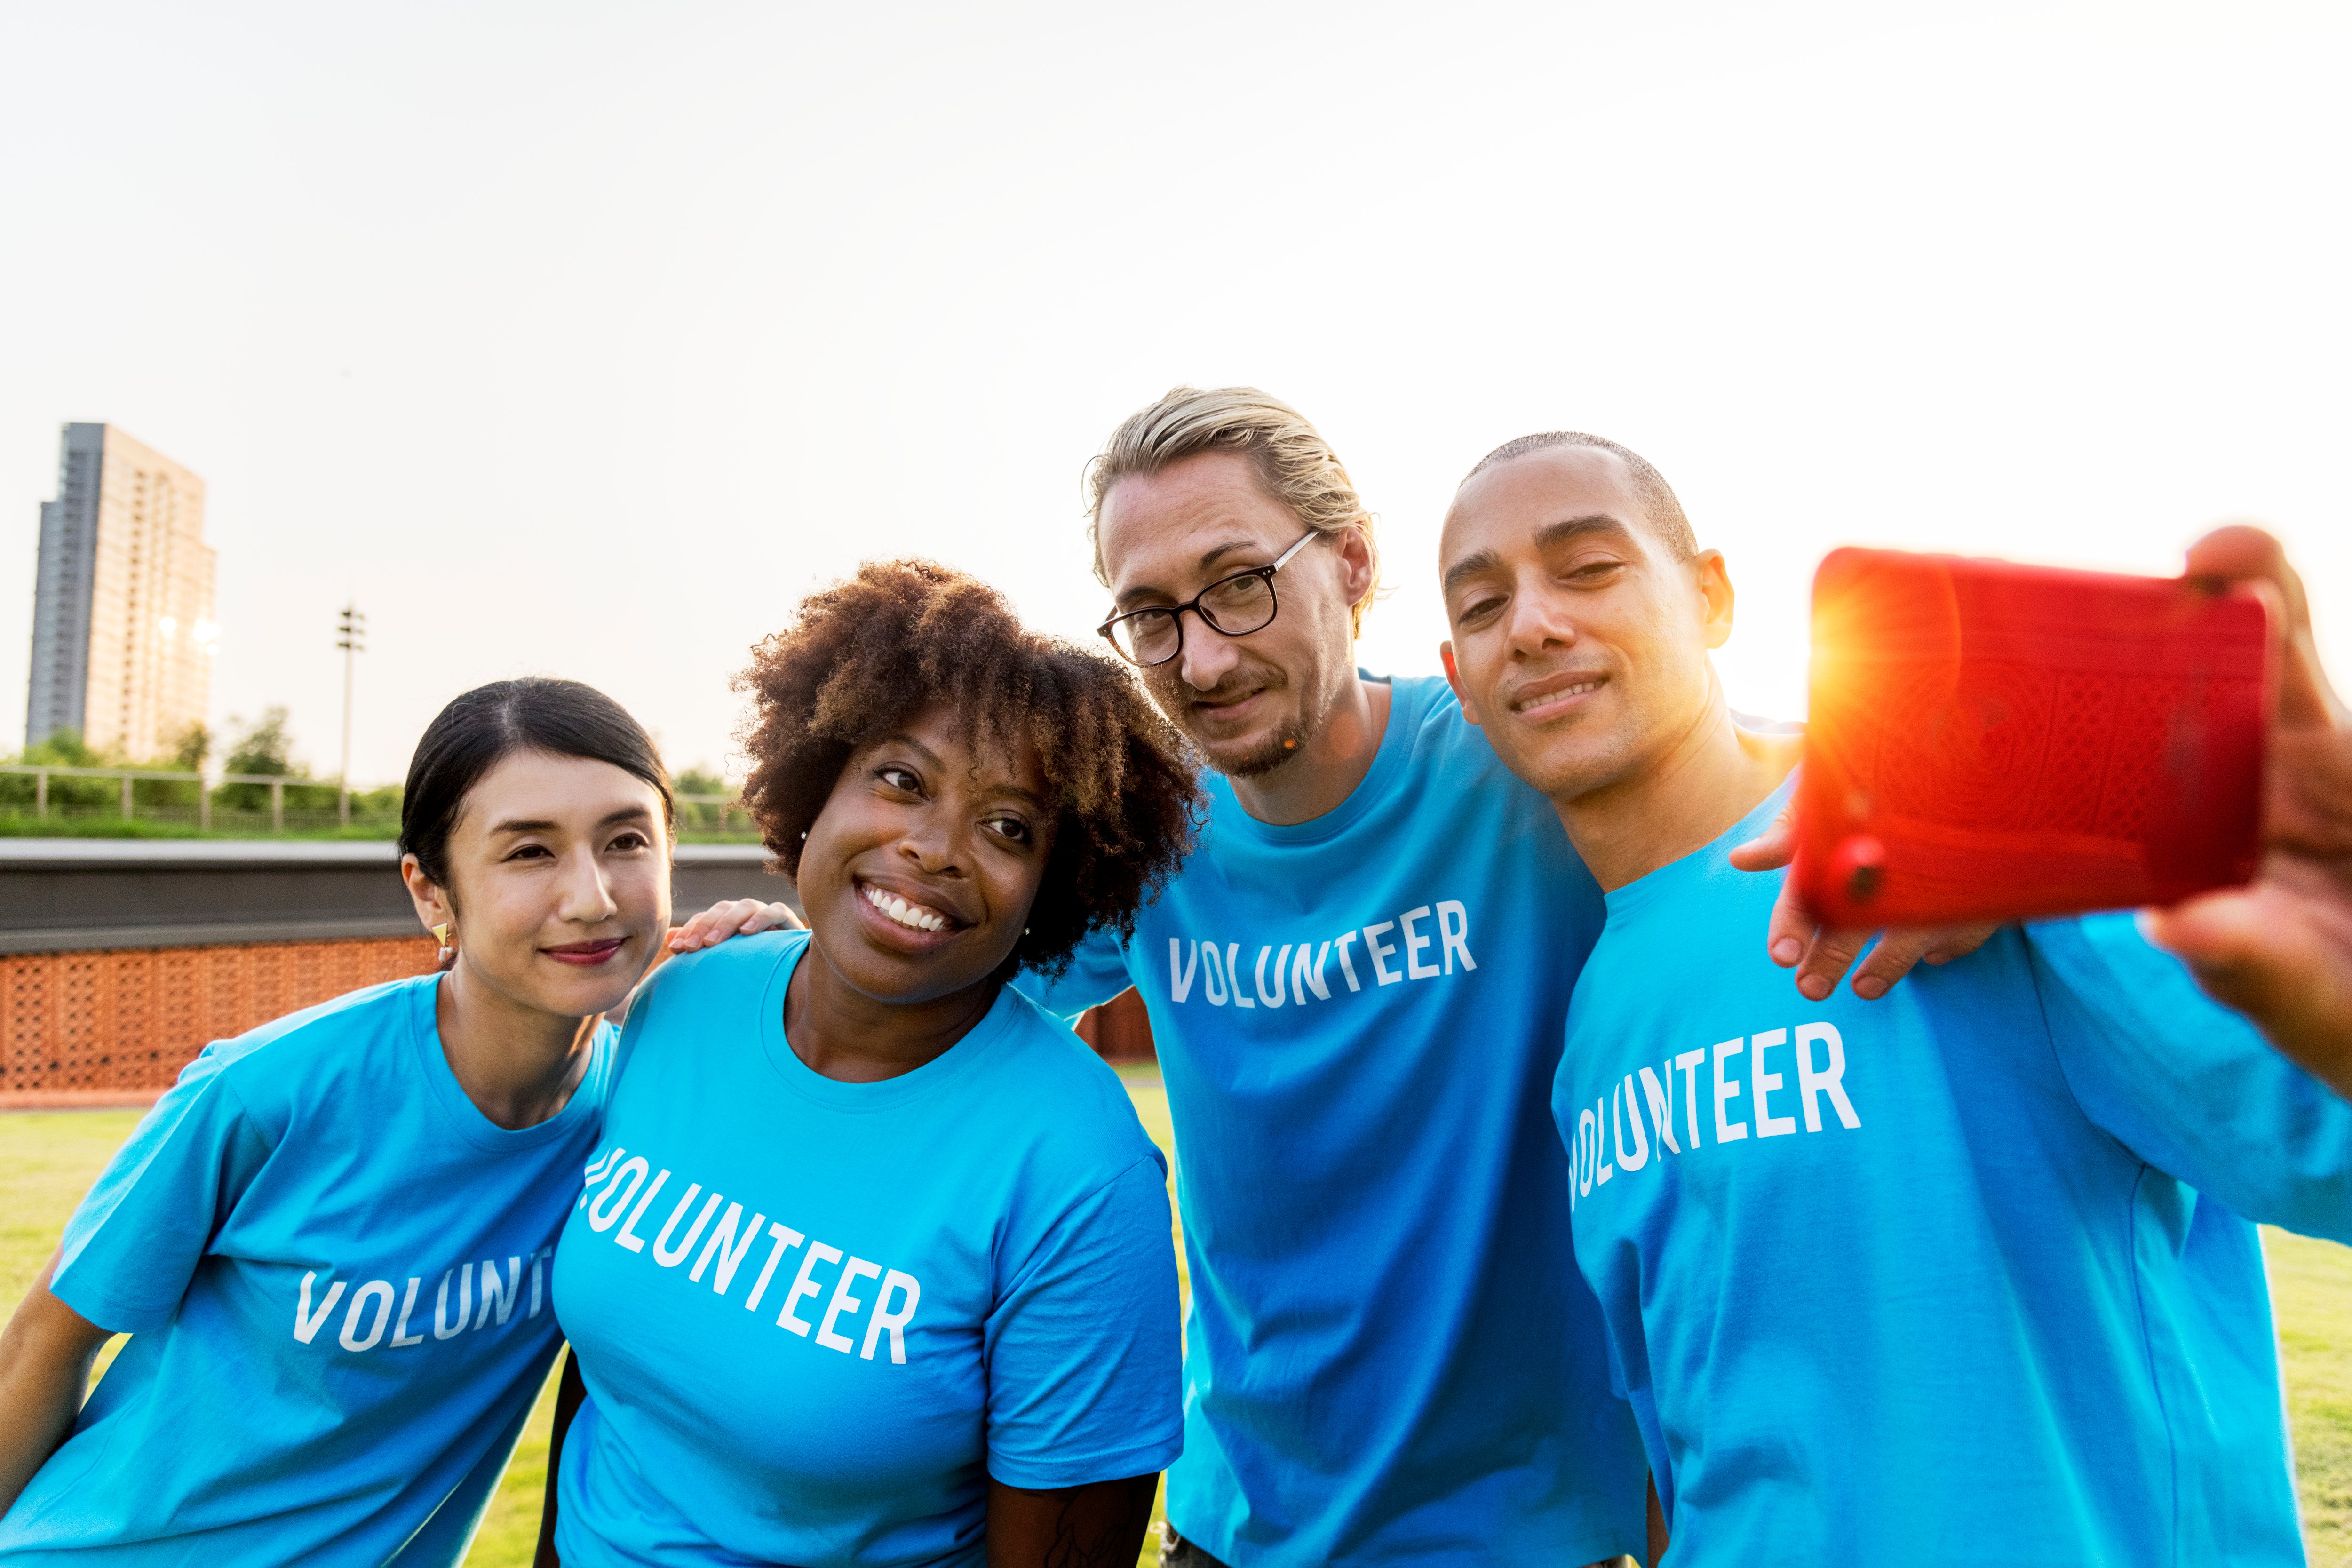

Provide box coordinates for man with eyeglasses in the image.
[1019,387,1958,1568]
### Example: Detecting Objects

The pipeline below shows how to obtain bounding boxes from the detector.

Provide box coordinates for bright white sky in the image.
[3,1,2346,784]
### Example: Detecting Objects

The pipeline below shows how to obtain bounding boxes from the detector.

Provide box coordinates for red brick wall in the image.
[1073,986,1156,1062]
[1,938,1154,1104]
[1,937,439,1098]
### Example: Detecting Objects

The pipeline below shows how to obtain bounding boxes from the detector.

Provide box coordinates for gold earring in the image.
[431,923,454,963]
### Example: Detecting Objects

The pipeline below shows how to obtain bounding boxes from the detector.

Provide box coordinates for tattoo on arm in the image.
[1042,1483,1150,1568]
[987,1472,1158,1568]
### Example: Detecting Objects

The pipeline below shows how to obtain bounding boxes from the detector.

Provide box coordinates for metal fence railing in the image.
[669,794,760,837]
[0,763,758,838]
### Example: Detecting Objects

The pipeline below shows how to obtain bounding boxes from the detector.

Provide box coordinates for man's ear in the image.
[1335,525,1379,611]
[1440,642,1485,726]
[1695,549,1736,651]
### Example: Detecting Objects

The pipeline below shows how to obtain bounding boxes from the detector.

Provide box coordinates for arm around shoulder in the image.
[1010,926,1136,1027]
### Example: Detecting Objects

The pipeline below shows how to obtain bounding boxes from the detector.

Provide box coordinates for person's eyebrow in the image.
[1534,514,1636,551]
[1113,537,1269,610]
[487,803,655,836]
[1441,547,1506,597]
[1443,515,1637,598]
[1196,537,1270,572]
[877,733,946,770]
[982,782,1047,810]
[878,735,1042,809]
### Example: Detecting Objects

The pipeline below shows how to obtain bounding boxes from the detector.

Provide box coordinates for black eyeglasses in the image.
[1097,529,1325,668]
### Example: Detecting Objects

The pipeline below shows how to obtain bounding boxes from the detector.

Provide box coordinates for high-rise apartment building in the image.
[25,423,217,757]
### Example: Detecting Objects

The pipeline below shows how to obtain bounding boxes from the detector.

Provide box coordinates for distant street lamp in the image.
[337,604,366,828]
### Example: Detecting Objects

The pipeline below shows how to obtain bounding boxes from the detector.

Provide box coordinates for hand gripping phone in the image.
[1794,547,2270,928]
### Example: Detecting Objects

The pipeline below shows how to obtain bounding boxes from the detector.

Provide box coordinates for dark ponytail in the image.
[399,677,675,894]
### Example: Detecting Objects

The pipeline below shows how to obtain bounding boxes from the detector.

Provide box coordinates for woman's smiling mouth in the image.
[861,881,958,934]
[543,937,629,967]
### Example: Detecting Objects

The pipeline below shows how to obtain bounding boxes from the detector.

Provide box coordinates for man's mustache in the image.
[1167,663,1289,709]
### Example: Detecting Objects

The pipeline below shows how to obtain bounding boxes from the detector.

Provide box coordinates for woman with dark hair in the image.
[545,560,1199,1568]
[0,678,704,1564]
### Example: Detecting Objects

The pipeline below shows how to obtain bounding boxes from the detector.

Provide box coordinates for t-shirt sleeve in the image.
[1009,928,1136,1025]
[983,1155,1183,1490]
[50,1044,278,1333]
[2027,912,2352,1244]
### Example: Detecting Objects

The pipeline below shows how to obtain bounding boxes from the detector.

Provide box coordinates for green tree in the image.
[217,708,316,812]
[21,731,103,767]
[351,783,404,822]
[223,708,297,778]
[0,731,115,815]
[170,722,211,772]
[136,721,215,813]
[670,765,756,836]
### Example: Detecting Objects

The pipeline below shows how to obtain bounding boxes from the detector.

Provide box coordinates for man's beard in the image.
[1217,714,1316,777]
[1162,659,1333,780]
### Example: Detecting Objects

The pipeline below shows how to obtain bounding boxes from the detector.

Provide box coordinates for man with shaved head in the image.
[1437,430,2352,1563]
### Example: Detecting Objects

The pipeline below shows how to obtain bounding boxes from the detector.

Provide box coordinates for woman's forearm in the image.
[986,1473,1159,1568]
[0,1255,113,1519]
[534,1346,588,1568]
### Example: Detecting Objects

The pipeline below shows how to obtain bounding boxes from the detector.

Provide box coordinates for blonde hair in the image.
[1087,386,1379,635]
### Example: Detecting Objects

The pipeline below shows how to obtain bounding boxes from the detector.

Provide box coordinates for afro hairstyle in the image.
[736,558,1199,978]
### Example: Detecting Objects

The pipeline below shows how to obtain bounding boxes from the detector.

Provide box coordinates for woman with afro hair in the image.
[541,560,1200,1568]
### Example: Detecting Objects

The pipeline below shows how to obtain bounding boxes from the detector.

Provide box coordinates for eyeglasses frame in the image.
[1096,527,1326,668]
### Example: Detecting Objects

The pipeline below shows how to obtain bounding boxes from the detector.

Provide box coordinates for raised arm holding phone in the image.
[2143,525,2352,1102]
[1727,522,2352,1103]
[1437,431,2352,1563]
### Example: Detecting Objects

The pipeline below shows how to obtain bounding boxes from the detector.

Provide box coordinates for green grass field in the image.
[5,1087,2346,1565]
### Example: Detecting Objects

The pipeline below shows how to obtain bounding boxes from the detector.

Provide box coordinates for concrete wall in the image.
[0,839,794,954]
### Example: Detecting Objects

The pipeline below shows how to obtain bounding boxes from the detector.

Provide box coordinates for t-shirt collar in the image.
[1214,669,1415,849]
[411,973,604,1152]
[759,931,1020,1110]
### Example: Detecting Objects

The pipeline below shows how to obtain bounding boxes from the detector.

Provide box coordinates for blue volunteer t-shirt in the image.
[0,975,613,1567]
[1016,674,1649,1568]
[552,929,1182,1568]
[1559,772,2352,1565]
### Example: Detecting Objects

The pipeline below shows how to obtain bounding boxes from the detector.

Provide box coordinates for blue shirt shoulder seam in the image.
[1001,1150,1168,1288]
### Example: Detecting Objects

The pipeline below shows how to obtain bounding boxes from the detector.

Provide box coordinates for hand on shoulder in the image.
[667,899,803,953]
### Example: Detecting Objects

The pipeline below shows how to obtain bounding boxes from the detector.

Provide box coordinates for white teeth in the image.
[863,883,950,933]
[1516,680,1598,712]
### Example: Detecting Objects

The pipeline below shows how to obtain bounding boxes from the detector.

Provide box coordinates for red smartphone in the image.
[1794,547,2270,928]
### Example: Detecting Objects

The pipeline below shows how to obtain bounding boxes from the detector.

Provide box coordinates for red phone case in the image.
[1794,547,2270,927]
